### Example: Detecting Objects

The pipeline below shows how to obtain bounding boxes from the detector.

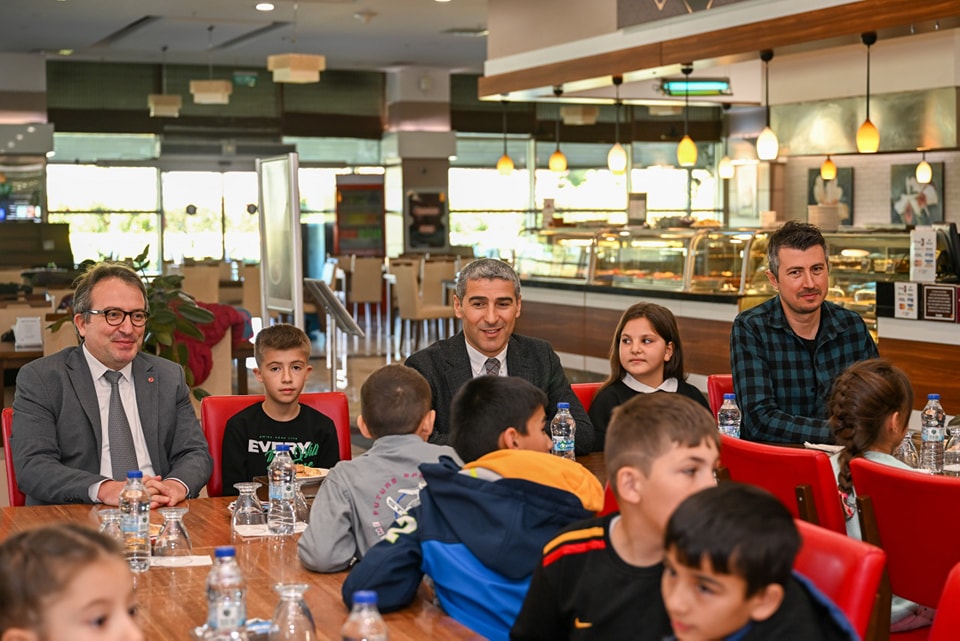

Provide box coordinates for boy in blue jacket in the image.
[341,375,604,641]
[661,483,858,641]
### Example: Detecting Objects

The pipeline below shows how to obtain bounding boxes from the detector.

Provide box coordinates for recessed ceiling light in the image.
[58,49,74,56]
[255,2,275,11]
[435,0,452,3]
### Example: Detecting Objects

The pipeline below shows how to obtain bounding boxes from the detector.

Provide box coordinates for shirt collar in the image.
[82,343,134,382]
[621,374,678,393]
[466,341,507,377]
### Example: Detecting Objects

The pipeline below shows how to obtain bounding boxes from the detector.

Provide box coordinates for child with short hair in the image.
[511,393,719,641]
[0,523,143,641]
[342,375,604,641]
[589,302,709,450]
[829,358,934,631]
[661,482,858,640]
[221,324,340,495]
[298,364,459,572]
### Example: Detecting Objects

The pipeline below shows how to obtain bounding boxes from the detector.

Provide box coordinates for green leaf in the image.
[178,304,215,324]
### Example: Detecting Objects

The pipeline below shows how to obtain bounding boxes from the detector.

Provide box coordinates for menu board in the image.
[894,282,918,320]
[335,176,385,257]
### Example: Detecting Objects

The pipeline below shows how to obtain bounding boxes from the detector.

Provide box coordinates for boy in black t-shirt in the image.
[511,394,720,641]
[221,324,339,496]
[661,483,858,641]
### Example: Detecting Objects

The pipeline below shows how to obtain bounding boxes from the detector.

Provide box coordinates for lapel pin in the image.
[147,377,155,383]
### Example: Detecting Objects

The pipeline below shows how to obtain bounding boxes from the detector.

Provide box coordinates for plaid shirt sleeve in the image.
[730,299,878,444]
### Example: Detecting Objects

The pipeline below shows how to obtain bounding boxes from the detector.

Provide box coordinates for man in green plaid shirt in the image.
[730,221,878,443]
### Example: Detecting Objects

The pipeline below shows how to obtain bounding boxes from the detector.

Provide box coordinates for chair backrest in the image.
[597,482,618,517]
[200,392,352,497]
[794,519,887,640]
[850,457,960,609]
[420,258,456,307]
[390,260,425,318]
[929,562,960,641]
[349,256,384,305]
[570,382,603,413]
[719,435,847,534]
[240,263,262,317]
[706,373,734,417]
[1,408,25,507]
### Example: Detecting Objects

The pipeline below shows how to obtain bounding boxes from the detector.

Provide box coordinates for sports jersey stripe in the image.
[542,538,606,567]
[541,526,605,555]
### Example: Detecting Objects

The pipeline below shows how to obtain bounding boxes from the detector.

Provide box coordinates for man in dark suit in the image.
[11,262,212,506]
[405,259,594,455]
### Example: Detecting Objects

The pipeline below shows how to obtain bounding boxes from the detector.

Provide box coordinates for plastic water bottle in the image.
[717,393,741,438]
[268,444,296,535]
[341,591,388,641]
[205,546,248,641]
[550,402,576,461]
[920,393,946,474]
[118,470,150,573]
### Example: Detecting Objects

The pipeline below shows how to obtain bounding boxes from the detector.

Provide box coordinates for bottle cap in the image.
[126,470,143,479]
[275,444,291,452]
[353,590,378,605]
[214,546,236,558]
[557,402,570,409]
[928,394,941,400]
[723,393,736,400]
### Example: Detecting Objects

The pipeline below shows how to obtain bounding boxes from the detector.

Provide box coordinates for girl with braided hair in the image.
[828,358,933,632]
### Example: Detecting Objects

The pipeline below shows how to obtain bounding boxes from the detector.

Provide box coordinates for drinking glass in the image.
[154,507,192,558]
[294,479,311,524]
[269,583,316,641]
[97,508,124,544]
[232,482,266,532]
[944,428,960,477]
[894,432,919,469]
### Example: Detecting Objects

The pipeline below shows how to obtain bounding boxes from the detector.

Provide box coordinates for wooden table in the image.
[578,452,607,487]
[0,342,43,409]
[0,497,482,640]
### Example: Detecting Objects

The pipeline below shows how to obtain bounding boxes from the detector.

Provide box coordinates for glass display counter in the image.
[513,229,596,283]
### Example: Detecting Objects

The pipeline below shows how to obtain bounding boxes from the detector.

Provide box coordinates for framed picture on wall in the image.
[807,167,853,225]
[891,162,944,225]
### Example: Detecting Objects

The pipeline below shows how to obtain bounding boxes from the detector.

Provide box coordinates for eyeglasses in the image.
[85,308,150,327]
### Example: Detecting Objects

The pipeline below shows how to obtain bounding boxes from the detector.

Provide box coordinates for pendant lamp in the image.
[676,65,697,167]
[148,45,182,118]
[916,150,932,184]
[190,26,232,104]
[267,2,325,83]
[496,99,514,175]
[756,50,779,161]
[856,32,879,153]
[607,75,627,175]
[820,156,837,181]
[549,86,567,172]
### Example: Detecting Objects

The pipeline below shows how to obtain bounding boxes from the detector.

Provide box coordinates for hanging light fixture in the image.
[856,32,879,153]
[190,25,232,104]
[267,2,326,83]
[756,50,779,161]
[820,156,837,181]
[607,75,627,175]
[916,149,932,184]
[148,45,182,118]
[676,64,697,167]
[496,98,514,175]
[549,86,567,172]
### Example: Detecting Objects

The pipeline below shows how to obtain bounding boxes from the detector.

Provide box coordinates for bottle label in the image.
[922,427,944,442]
[269,482,295,501]
[552,436,574,453]
[210,601,246,630]
[120,511,148,536]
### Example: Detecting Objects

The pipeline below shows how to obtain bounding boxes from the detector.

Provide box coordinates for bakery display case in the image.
[513,229,596,283]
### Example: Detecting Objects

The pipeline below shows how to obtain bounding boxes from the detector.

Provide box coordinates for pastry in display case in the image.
[513,228,596,283]
[592,227,694,291]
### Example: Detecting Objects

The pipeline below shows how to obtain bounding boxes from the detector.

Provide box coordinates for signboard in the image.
[894,282,918,320]
[909,227,938,283]
[922,284,957,322]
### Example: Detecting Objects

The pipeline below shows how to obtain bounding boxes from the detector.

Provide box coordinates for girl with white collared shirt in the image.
[588,303,709,451]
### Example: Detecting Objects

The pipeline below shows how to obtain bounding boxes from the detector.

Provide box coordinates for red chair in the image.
[794,519,887,641]
[597,482,619,517]
[2,407,26,507]
[571,382,603,413]
[200,392,352,497]
[929,562,960,641]
[719,434,847,534]
[706,374,734,417]
[851,458,960,640]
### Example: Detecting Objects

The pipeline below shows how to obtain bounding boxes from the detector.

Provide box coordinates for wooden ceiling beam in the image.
[478,0,960,99]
